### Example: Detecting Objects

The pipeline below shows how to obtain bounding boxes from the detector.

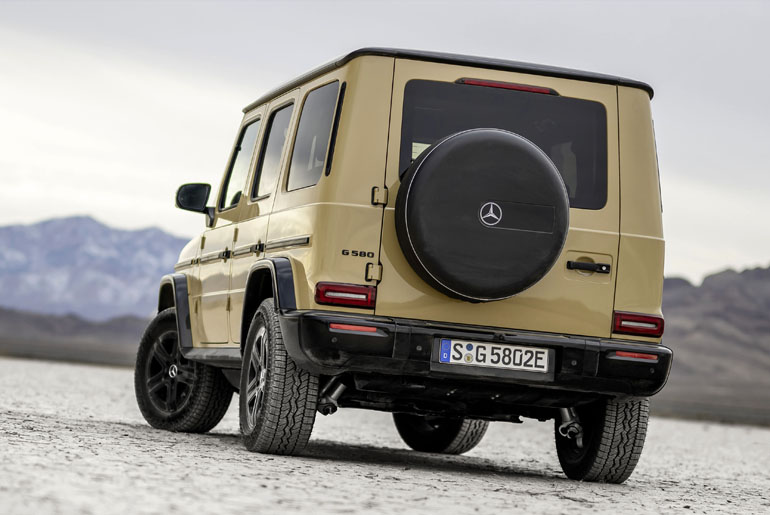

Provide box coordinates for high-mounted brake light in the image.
[315,282,376,309]
[613,311,665,338]
[614,350,659,361]
[456,78,558,95]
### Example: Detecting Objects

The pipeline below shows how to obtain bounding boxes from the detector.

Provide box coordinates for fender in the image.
[246,257,297,311]
[157,273,194,352]
[240,257,297,347]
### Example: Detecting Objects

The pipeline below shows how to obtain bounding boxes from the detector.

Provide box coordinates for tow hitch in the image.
[558,407,584,449]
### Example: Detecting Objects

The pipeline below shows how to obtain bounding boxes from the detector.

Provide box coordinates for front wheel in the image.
[393,413,489,454]
[555,397,650,484]
[134,308,233,432]
[239,299,319,455]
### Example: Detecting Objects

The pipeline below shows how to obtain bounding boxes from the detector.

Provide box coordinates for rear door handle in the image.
[567,261,611,274]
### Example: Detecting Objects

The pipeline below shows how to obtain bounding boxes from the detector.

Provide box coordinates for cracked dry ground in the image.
[1,357,768,514]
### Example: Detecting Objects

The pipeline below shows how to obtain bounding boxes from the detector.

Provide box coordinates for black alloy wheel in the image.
[243,324,268,431]
[143,329,195,416]
[134,307,233,433]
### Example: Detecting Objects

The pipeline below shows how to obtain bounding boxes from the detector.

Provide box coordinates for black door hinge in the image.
[371,186,388,206]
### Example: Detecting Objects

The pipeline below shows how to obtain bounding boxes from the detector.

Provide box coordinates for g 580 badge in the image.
[341,249,375,258]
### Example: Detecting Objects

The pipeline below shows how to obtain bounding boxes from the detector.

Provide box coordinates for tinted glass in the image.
[254,104,294,198]
[220,119,261,209]
[287,82,340,191]
[400,80,608,209]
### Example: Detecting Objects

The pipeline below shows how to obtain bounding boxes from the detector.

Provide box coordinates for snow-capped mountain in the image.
[0,216,188,320]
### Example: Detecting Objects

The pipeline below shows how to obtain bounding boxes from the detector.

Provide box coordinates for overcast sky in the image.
[1,0,768,283]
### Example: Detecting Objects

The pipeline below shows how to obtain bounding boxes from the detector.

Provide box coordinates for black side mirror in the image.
[176,183,215,227]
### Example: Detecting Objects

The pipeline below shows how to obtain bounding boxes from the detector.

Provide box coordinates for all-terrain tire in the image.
[555,397,650,483]
[393,413,489,454]
[239,299,319,455]
[134,307,233,433]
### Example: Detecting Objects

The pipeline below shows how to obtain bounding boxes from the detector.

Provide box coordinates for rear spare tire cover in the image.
[395,128,569,302]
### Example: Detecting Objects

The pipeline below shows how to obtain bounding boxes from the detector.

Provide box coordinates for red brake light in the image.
[315,282,376,309]
[613,311,664,338]
[456,78,558,95]
[615,350,659,361]
[329,323,378,333]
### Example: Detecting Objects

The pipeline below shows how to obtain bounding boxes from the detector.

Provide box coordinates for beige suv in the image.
[134,48,670,484]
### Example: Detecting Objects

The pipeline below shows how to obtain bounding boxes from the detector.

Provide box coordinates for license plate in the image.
[438,339,549,373]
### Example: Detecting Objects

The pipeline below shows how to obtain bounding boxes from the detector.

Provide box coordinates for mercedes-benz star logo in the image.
[479,201,503,227]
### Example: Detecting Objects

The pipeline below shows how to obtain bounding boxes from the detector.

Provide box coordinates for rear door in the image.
[230,96,296,343]
[196,117,261,344]
[376,59,620,338]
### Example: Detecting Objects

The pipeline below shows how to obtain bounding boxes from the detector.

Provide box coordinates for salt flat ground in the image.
[0,357,768,514]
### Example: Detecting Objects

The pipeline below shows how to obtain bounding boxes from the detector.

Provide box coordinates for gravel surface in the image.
[1,357,768,514]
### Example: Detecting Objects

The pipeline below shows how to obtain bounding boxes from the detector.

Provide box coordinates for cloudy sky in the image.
[1,0,768,283]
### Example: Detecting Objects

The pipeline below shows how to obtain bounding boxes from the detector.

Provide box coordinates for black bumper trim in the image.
[279,310,673,398]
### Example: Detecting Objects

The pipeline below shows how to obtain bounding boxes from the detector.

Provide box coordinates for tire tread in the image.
[240,300,318,455]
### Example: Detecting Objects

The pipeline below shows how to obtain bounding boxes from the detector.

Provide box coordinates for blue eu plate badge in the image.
[439,339,452,363]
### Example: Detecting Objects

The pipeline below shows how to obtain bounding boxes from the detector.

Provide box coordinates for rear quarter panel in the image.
[613,86,665,342]
[266,56,395,312]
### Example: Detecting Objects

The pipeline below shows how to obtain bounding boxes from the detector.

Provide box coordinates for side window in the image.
[287,81,340,191]
[253,104,294,198]
[219,119,261,210]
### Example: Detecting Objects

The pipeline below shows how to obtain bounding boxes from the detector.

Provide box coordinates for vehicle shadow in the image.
[107,419,567,483]
[301,438,565,482]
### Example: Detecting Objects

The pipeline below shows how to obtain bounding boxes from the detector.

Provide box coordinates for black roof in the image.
[243,47,653,112]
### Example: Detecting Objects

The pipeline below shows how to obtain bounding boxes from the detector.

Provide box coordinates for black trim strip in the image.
[199,249,230,264]
[232,243,264,258]
[325,81,346,176]
[242,47,653,113]
[183,348,242,369]
[265,236,310,251]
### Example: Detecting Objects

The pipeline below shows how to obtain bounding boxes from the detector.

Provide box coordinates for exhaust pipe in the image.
[317,379,347,416]
[558,407,584,449]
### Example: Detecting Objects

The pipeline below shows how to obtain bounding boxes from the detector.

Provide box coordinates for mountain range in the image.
[0,216,187,320]
[0,216,768,424]
[654,270,770,424]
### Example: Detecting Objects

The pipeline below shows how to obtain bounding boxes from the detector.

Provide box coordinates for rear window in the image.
[400,80,608,210]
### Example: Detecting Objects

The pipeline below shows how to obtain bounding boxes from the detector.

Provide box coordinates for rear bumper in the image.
[279,310,672,398]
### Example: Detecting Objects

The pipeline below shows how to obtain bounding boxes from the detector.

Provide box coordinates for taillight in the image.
[456,77,558,95]
[613,311,664,338]
[315,282,376,309]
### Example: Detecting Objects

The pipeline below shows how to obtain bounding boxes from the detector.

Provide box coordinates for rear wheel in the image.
[393,413,489,454]
[134,308,233,432]
[555,397,650,483]
[239,299,319,455]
